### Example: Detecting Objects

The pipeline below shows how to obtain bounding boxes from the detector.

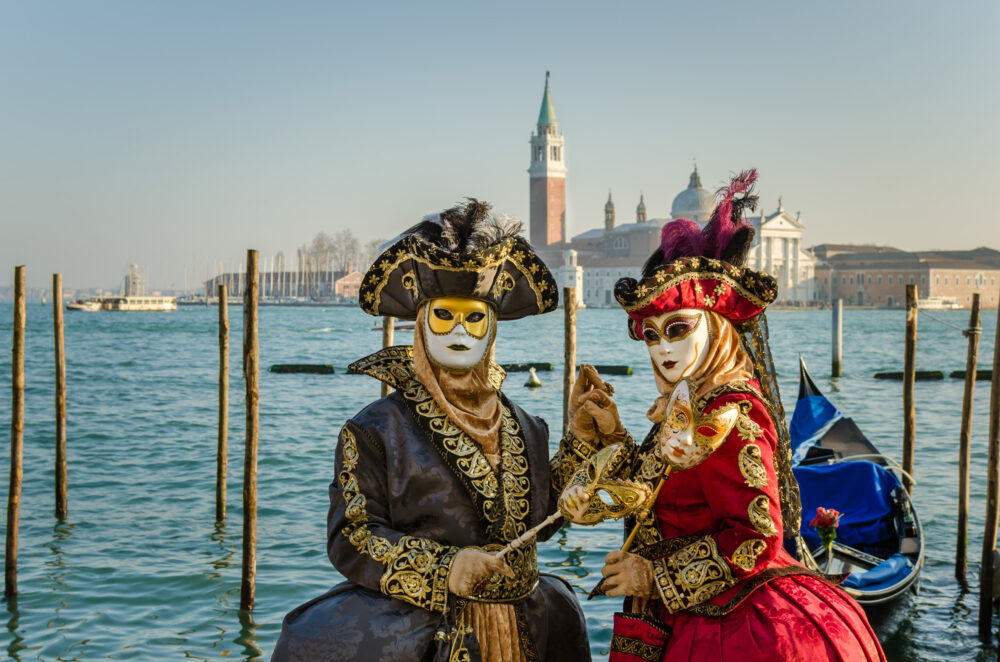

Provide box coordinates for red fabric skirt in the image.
[659,574,885,662]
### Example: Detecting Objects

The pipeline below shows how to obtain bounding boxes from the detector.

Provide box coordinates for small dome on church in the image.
[637,193,646,212]
[605,192,614,212]
[670,166,716,223]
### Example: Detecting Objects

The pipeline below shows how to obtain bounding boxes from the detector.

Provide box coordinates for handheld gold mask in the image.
[562,443,654,525]
[427,297,490,339]
[658,379,740,471]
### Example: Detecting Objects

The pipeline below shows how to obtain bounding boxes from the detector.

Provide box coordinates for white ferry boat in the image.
[96,295,177,311]
[66,299,101,312]
[916,296,963,310]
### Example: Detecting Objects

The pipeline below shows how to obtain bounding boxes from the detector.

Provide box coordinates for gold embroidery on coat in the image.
[748,495,779,537]
[339,425,457,613]
[735,413,762,443]
[732,538,767,571]
[738,443,768,489]
[651,536,734,613]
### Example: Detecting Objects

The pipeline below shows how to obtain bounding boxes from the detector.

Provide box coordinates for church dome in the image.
[670,167,716,223]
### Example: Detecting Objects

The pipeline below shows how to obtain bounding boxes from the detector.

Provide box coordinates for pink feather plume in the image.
[704,169,757,260]
[659,218,706,262]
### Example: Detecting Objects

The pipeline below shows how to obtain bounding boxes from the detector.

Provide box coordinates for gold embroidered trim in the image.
[348,346,507,391]
[464,543,539,603]
[339,425,457,613]
[748,495,779,537]
[731,538,767,572]
[738,443,768,489]
[735,412,763,443]
[513,602,541,662]
[684,565,819,617]
[403,380,531,540]
[549,430,601,492]
[615,258,777,313]
[652,536,735,613]
[379,536,457,612]
[609,635,661,661]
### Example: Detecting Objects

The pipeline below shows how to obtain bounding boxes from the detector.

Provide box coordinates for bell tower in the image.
[604,192,615,232]
[528,72,567,247]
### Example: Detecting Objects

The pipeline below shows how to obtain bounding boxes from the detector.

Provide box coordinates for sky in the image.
[2,0,998,291]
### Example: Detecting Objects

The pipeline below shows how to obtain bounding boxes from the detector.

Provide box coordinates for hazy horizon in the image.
[3,1,998,291]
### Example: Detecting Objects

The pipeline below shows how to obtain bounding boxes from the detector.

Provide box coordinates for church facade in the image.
[525,75,816,307]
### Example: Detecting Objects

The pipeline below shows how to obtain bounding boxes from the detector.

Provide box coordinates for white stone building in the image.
[746,198,817,302]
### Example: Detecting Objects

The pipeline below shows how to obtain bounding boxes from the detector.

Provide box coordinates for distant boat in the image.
[789,358,923,609]
[66,299,101,312]
[96,295,177,312]
[916,296,963,310]
[371,322,415,331]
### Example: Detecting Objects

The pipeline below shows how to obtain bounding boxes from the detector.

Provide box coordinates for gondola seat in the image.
[794,460,901,553]
[840,553,912,591]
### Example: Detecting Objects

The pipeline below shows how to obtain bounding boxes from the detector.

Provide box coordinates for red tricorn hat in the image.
[614,169,778,339]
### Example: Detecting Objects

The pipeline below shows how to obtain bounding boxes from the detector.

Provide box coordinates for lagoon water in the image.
[0,301,997,661]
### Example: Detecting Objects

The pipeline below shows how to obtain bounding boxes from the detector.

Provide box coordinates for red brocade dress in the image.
[610,383,885,662]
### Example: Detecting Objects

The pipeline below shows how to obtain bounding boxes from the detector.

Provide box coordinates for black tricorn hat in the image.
[359,199,559,320]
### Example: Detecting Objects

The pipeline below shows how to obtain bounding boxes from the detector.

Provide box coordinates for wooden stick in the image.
[978,291,1000,638]
[902,284,918,496]
[381,316,394,398]
[496,511,562,560]
[241,251,259,611]
[588,470,670,600]
[563,287,577,436]
[831,298,843,377]
[956,293,980,582]
[53,273,67,520]
[217,284,229,522]
[6,266,25,597]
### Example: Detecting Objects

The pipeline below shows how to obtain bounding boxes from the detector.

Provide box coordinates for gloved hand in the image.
[569,365,624,446]
[448,548,515,597]
[601,550,654,598]
[558,483,592,523]
[576,389,626,446]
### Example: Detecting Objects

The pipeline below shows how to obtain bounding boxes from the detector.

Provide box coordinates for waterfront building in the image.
[745,198,817,303]
[334,271,363,301]
[814,246,1000,308]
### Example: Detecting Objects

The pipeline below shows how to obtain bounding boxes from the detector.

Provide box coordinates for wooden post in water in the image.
[956,293,981,582]
[978,293,1000,638]
[902,284,918,496]
[240,251,259,611]
[6,266,25,597]
[381,316,394,398]
[216,284,229,522]
[53,273,67,520]
[563,287,577,436]
[831,298,843,377]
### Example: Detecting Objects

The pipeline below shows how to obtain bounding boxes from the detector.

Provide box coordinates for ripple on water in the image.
[0,305,998,660]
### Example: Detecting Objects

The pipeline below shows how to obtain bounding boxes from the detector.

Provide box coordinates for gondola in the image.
[786,358,924,607]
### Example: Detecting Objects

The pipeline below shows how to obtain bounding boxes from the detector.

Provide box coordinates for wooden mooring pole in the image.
[381,316,394,398]
[53,273,67,520]
[563,287,577,436]
[978,293,1000,639]
[902,284,918,496]
[240,251,259,611]
[831,298,843,377]
[6,266,25,597]
[216,284,229,522]
[956,293,981,582]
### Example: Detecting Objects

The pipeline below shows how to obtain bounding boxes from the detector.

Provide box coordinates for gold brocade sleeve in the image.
[333,423,460,614]
[549,429,601,493]
[651,536,735,614]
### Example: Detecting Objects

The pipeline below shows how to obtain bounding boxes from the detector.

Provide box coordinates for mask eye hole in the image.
[596,490,616,506]
[642,327,660,343]
[466,311,486,323]
[697,426,718,437]
[433,308,453,321]
[665,321,692,340]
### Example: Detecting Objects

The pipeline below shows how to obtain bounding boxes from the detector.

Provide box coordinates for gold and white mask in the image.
[659,380,740,471]
[562,443,653,525]
[642,308,710,383]
[422,296,493,370]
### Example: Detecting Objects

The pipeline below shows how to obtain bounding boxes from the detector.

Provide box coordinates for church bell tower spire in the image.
[528,71,567,247]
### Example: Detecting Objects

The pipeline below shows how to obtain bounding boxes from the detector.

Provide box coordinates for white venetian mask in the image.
[658,380,740,470]
[422,297,493,370]
[641,308,710,384]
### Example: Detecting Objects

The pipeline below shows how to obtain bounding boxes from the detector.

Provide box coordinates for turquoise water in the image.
[0,302,997,661]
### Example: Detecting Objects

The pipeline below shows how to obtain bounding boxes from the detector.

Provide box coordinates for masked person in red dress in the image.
[558,170,886,662]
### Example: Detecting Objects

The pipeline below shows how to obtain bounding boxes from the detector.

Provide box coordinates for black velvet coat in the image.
[272,370,591,662]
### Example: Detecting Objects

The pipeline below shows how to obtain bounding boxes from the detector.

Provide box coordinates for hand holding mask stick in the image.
[588,379,740,599]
